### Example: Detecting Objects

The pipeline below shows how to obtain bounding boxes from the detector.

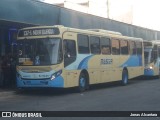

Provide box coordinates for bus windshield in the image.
[17,38,62,66]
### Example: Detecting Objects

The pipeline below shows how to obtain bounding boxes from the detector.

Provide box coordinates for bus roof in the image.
[17,25,143,41]
[87,29,122,36]
[66,26,143,41]
[150,40,160,44]
[144,40,160,45]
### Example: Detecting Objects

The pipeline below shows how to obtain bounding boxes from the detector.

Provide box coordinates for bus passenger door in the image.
[63,32,78,87]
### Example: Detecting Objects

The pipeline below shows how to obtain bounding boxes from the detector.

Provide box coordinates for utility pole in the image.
[107,0,109,18]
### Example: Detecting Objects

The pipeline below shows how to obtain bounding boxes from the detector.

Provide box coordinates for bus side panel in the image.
[127,67,143,79]
[154,67,159,76]
[120,55,144,79]
[87,55,101,84]
[88,55,121,84]
[64,70,80,88]
[88,70,100,84]
[100,70,110,83]
[110,55,122,81]
[99,55,112,83]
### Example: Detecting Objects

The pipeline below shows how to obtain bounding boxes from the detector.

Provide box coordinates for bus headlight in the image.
[149,66,153,69]
[50,70,62,80]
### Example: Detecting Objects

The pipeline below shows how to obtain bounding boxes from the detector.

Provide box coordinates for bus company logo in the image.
[101,58,113,65]
[2,112,11,117]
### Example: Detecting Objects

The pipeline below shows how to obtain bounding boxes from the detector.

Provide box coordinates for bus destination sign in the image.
[18,28,60,37]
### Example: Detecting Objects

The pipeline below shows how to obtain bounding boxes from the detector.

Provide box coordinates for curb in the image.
[0,88,16,96]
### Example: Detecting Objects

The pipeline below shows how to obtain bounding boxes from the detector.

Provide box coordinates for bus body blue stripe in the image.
[78,55,93,69]
[120,55,142,67]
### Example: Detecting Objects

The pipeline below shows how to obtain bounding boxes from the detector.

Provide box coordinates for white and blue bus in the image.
[144,40,160,77]
[16,25,144,92]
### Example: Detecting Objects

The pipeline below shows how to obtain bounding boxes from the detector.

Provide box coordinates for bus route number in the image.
[101,58,113,65]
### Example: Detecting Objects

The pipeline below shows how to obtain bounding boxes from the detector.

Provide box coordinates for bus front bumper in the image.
[144,69,154,76]
[16,76,64,88]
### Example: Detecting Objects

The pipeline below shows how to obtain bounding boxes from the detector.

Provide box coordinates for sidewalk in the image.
[0,86,16,96]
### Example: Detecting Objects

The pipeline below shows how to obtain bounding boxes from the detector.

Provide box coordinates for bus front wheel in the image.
[121,69,128,86]
[78,72,88,92]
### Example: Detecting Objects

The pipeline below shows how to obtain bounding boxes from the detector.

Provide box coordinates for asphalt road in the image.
[0,78,160,120]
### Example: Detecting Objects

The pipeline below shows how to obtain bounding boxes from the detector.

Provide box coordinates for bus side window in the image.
[130,41,136,55]
[136,41,142,55]
[90,36,100,54]
[100,37,111,55]
[120,40,129,55]
[63,40,76,67]
[151,45,158,63]
[77,34,89,54]
[112,39,120,55]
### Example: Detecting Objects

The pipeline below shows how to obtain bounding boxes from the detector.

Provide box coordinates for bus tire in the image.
[121,69,128,86]
[78,72,88,92]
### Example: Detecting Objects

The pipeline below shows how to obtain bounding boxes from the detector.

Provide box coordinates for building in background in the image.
[42,0,160,31]
[42,0,133,25]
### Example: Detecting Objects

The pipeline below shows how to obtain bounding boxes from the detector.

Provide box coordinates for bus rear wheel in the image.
[121,69,128,86]
[78,72,88,92]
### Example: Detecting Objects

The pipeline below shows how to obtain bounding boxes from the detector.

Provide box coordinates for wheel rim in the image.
[80,77,85,88]
[123,71,128,84]
[123,74,127,84]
